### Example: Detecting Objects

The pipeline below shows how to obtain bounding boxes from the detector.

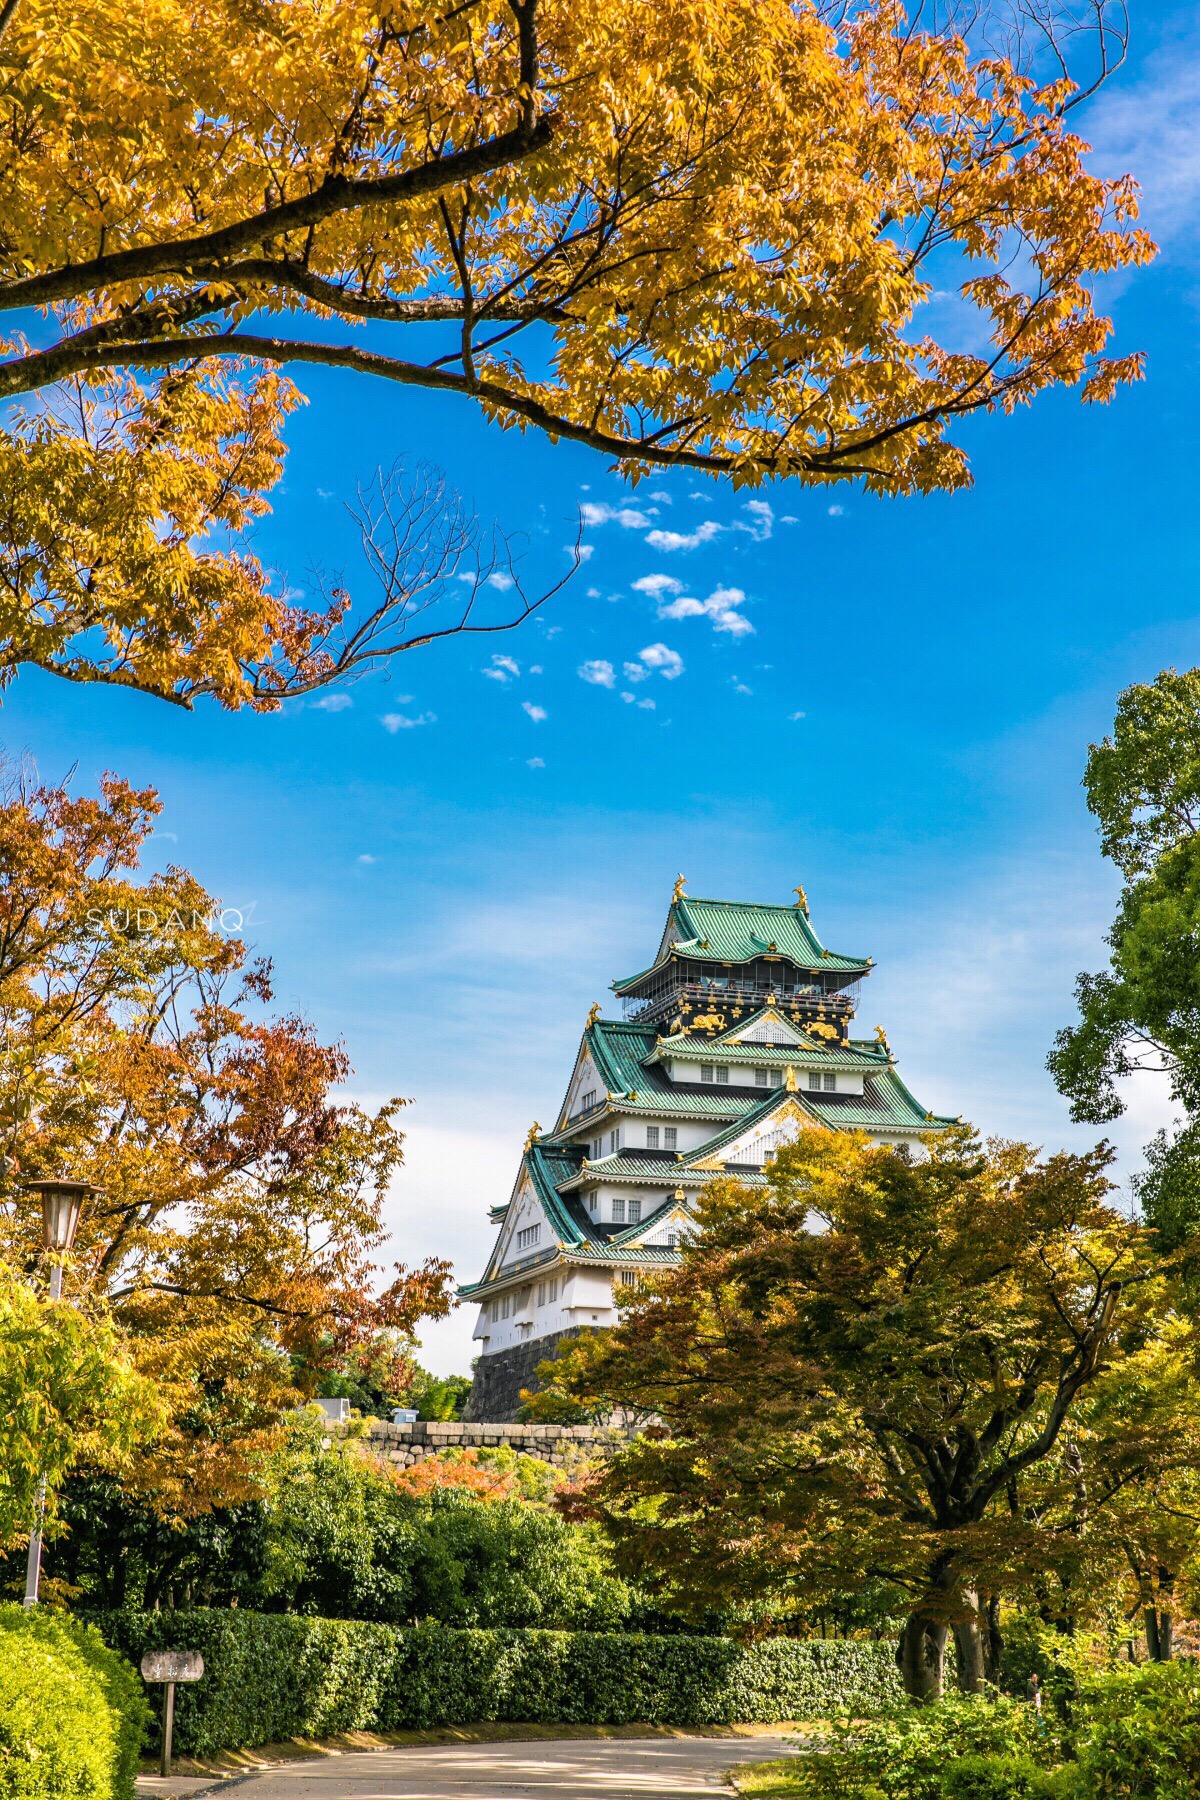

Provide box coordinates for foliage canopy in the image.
[0,0,1152,707]
[0,767,452,1515]
[537,1126,1172,1699]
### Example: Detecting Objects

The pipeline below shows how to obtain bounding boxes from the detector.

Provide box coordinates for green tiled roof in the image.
[547,1019,763,1140]
[521,1142,592,1248]
[558,1154,743,1190]
[675,1087,823,1162]
[811,1067,956,1134]
[651,1023,889,1072]
[459,1237,685,1295]
[614,895,869,991]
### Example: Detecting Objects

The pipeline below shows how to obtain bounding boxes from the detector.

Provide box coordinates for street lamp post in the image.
[21,1178,97,1608]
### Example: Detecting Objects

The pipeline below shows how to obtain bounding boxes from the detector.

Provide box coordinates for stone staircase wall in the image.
[361,1418,631,1471]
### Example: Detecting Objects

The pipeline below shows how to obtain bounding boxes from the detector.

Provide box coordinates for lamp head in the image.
[23,1179,98,1253]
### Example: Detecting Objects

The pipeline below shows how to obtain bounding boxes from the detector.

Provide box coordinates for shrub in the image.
[96,1608,907,1754]
[0,1621,118,1800]
[1074,1661,1200,1800]
[799,1695,1053,1800]
[0,1603,149,1800]
[939,1756,1077,1800]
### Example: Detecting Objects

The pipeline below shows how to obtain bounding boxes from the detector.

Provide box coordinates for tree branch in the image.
[0,117,552,315]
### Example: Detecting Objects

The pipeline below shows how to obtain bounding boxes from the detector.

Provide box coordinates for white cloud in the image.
[523,702,548,722]
[1086,38,1200,246]
[579,659,616,688]
[645,520,722,552]
[631,574,685,599]
[381,711,436,731]
[484,654,520,683]
[580,502,656,529]
[789,710,807,721]
[828,504,845,517]
[733,681,753,696]
[658,584,754,636]
[357,853,377,865]
[529,664,543,675]
[781,514,798,525]
[527,757,546,769]
[620,692,658,710]
[738,499,774,541]
[311,692,353,713]
[636,643,684,679]
[573,543,595,561]
[486,571,514,591]
[586,586,601,599]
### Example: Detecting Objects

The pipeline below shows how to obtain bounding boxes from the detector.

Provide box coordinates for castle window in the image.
[700,1064,713,1083]
[664,1128,677,1150]
[618,1269,641,1287]
[517,1224,540,1250]
[580,1088,596,1112]
[629,1199,642,1224]
[593,1138,603,1159]
[501,1295,511,1319]
[646,1125,660,1149]
[824,1073,836,1092]
[549,1277,559,1302]
[612,1198,626,1223]
[609,1128,621,1154]
[755,1069,769,1087]
[537,1282,545,1306]
[715,1066,729,1085]
[808,1072,821,1091]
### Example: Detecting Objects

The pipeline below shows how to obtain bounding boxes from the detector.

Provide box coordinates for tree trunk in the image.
[900,1611,949,1703]
[1145,1605,1175,1662]
[985,1595,1004,1687]
[952,1589,987,1694]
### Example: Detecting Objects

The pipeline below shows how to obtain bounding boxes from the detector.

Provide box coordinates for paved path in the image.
[181,1736,797,1800]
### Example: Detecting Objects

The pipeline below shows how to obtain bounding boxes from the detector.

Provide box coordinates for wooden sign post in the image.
[140,1650,205,1776]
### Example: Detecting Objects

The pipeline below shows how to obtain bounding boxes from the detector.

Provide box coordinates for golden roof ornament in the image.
[674,1187,686,1202]
[793,883,809,914]
[671,873,687,902]
[585,1001,600,1028]
[874,1024,890,1053]
[784,1065,799,1092]
[524,1122,541,1151]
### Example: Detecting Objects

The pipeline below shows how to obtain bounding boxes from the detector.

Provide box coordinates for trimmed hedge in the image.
[98,1609,903,1754]
[0,1604,149,1800]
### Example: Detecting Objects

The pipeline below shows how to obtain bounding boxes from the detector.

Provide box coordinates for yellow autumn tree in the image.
[0,0,1151,708]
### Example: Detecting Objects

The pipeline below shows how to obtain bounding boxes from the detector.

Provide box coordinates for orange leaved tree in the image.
[0,766,452,1514]
[0,0,1152,707]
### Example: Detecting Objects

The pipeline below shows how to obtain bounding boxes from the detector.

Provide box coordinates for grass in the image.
[727,1759,811,1796]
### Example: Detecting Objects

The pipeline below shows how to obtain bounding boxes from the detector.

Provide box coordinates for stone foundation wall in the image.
[461,1328,582,1423]
[362,1417,627,1471]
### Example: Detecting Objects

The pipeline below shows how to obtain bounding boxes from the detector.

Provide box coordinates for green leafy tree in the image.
[1050,669,1200,1126]
[538,1126,1169,1701]
[34,1416,632,1627]
[0,1260,161,1556]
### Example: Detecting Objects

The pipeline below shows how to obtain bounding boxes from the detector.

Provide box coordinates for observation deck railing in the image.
[621,978,860,1025]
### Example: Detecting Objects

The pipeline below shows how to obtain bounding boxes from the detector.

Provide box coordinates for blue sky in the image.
[5,7,1200,1372]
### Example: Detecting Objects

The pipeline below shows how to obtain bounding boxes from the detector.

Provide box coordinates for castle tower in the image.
[461,884,952,1420]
